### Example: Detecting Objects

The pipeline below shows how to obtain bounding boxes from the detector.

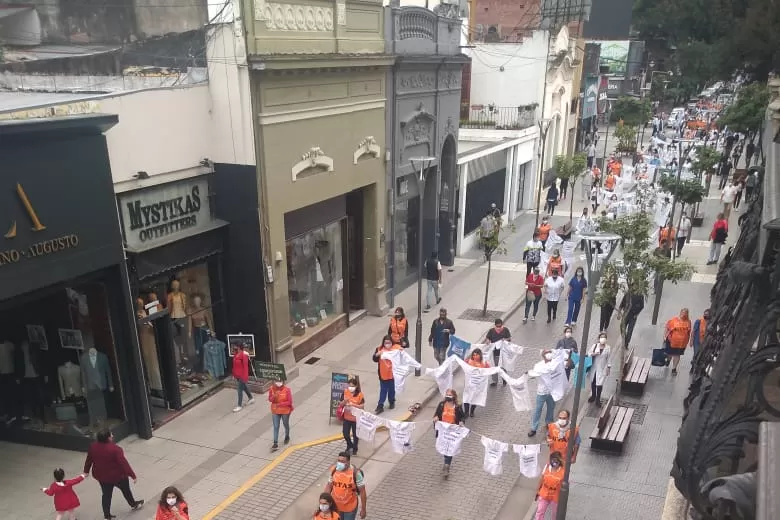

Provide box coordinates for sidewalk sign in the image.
[251,360,286,381]
[329,372,351,424]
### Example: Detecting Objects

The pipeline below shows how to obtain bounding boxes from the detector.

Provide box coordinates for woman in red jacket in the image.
[707,212,729,265]
[232,342,254,412]
[155,486,190,520]
[83,429,144,520]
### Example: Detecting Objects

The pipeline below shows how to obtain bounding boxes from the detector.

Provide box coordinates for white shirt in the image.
[514,444,542,478]
[482,437,509,476]
[435,422,469,457]
[587,144,596,157]
[544,277,565,301]
[722,185,739,204]
[678,217,692,238]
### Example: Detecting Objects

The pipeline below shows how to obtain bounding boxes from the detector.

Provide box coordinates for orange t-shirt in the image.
[376,344,401,380]
[342,389,364,422]
[441,402,458,424]
[539,466,564,502]
[467,358,489,368]
[666,317,692,348]
[313,512,340,520]
[604,175,615,190]
[547,256,563,277]
[538,223,552,241]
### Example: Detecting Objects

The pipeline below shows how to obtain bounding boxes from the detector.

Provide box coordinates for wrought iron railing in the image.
[459,105,536,130]
[671,94,780,519]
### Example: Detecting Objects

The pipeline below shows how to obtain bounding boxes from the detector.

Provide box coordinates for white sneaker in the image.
[247,398,256,405]
[233,406,242,412]
[531,316,536,321]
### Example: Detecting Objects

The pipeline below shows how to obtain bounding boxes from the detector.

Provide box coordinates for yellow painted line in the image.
[202,433,343,520]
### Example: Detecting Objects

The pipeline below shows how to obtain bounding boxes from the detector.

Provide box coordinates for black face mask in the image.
[445,396,454,401]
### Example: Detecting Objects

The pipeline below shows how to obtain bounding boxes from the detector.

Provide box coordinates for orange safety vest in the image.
[547,257,563,277]
[467,358,489,368]
[609,161,621,176]
[660,227,676,245]
[538,223,552,241]
[342,389,363,422]
[546,423,579,457]
[665,317,692,349]
[269,386,293,415]
[441,402,458,424]
[376,344,401,381]
[389,317,408,344]
[539,465,565,502]
[313,512,340,520]
[698,317,707,343]
[605,175,615,190]
[330,466,358,513]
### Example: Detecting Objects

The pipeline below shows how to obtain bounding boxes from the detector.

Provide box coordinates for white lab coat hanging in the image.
[587,343,611,386]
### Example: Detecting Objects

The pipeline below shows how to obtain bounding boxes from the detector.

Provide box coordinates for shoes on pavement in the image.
[443,464,450,478]
[247,398,255,405]
[389,402,395,410]
[671,369,678,376]
[596,400,603,407]
[284,436,290,445]
[424,306,431,313]
[572,322,577,327]
[132,500,145,510]
[528,430,537,437]
[490,381,497,387]
[271,443,278,451]
[469,411,475,418]
[587,396,596,403]
[523,318,528,324]
[374,406,384,414]
[547,318,551,324]
[531,315,536,321]
[502,380,507,386]
[437,298,442,304]
[352,447,358,455]
[232,406,242,413]
[564,323,570,327]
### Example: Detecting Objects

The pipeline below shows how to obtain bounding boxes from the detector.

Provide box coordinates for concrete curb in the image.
[661,478,689,519]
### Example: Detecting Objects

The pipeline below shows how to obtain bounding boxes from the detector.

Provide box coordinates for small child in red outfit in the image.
[42,468,87,520]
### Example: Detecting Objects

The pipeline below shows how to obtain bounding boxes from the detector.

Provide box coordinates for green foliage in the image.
[609,97,652,127]
[692,146,722,179]
[719,83,771,133]
[553,153,588,219]
[613,125,637,153]
[476,218,516,315]
[658,176,706,206]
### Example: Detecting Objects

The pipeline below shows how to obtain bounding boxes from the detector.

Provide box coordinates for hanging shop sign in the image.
[119,176,214,250]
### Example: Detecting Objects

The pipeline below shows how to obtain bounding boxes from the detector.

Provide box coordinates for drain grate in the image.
[459,308,504,322]
[585,400,648,425]
[304,356,321,365]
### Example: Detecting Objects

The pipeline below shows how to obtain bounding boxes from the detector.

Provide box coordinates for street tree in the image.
[691,145,722,194]
[613,124,637,155]
[476,217,515,317]
[595,211,694,398]
[658,176,706,228]
[609,97,652,128]
[719,82,771,134]
[553,152,588,220]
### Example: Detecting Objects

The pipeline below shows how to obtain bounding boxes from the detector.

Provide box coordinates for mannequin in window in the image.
[137,297,163,393]
[146,293,161,314]
[167,280,188,361]
[14,340,44,421]
[0,339,18,424]
[189,294,212,373]
[80,347,114,424]
[58,360,83,399]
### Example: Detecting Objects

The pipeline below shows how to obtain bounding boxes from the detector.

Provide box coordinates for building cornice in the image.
[249,54,396,71]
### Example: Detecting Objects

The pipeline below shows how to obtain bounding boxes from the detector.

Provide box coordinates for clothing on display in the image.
[138,321,163,393]
[454,357,502,407]
[387,420,415,455]
[380,349,422,395]
[425,357,455,396]
[355,409,382,443]
[502,374,532,412]
[58,362,83,398]
[0,341,15,374]
[514,443,541,478]
[481,436,509,476]
[434,422,469,457]
[202,338,227,378]
[80,348,113,423]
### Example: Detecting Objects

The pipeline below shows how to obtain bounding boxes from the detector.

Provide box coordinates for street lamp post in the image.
[556,232,621,520]
[410,156,436,376]
[534,118,553,227]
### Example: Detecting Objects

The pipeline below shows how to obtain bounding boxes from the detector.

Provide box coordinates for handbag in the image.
[651,348,667,367]
[526,290,537,302]
[336,403,346,421]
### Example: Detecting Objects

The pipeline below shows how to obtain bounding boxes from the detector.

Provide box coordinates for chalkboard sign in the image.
[252,360,286,381]
[330,372,350,419]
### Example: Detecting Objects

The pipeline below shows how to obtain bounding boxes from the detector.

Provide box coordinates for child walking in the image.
[42,468,87,520]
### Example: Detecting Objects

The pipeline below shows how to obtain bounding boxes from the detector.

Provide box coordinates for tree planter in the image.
[692,213,705,227]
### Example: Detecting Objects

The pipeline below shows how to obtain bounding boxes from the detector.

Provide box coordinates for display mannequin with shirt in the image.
[80,347,114,423]
[58,361,83,399]
[189,295,212,373]
[167,280,188,362]
[136,297,163,393]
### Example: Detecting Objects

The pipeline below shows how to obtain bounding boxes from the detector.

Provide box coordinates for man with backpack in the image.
[324,451,367,520]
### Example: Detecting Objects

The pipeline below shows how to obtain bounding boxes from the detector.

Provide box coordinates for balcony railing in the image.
[459,105,536,130]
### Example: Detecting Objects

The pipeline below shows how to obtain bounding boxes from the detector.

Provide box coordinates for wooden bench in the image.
[621,347,651,396]
[589,395,634,453]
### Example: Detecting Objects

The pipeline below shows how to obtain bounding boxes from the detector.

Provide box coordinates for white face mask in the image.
[557,419,568,427]
[564,332,572,338]
[544,353,553,361]
[599,338,607,345]
[166,498,177,506]
[383,343,392,349]
[274,382,283,387]
[319,504,330,512]
[347,386,356,393]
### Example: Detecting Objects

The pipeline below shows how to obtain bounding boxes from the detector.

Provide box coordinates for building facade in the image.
[384,5,468,299]
[243,0,392,364]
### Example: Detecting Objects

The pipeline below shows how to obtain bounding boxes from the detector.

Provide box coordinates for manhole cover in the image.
[585,400,648,425]
[304,356,321,365]
[459,308,504,322]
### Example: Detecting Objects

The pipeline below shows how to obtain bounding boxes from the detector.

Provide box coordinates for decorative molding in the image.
[439,70,461,90]
[336,1,346,25]
[255,2,334,32]
[400,102,436,149]
[398,73,435,91]
[291,147,334,181]
[353,136,381,164]
[433,3,460,19]
[258,99,385,126]
[445,116,457,137]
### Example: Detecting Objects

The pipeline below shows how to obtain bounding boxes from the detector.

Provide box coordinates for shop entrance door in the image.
[346,190,364,310]
[138,311,181,412]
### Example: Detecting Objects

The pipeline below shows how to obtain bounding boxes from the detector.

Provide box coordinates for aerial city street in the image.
[0,0,775,519]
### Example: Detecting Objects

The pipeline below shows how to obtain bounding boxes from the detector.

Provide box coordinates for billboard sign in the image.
[582,77,599,119]
[588,40,630,76]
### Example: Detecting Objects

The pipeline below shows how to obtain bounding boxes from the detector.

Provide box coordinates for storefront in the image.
[385,6,468,299]
[118,175,230,415]
[0,114,151,451]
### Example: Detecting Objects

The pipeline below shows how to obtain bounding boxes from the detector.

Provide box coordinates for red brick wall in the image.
[473,0,540,42]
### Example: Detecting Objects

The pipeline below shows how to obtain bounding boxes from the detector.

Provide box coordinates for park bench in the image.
[589,395,633,453]
[621,347,651,396]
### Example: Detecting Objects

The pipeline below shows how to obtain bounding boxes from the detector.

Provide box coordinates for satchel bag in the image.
[526,290,537,302]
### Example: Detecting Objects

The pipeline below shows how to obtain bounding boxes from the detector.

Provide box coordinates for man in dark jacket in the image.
[429,308,455,365]
[619,294,645,347]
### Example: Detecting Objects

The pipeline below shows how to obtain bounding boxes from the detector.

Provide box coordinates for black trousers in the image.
[676,236,687,256]
[99,477,136,518]
[547,301,559,320]
[599,303,614,332]
[591,374,603,401]
[526,261,539,276]
[342,419,358,451]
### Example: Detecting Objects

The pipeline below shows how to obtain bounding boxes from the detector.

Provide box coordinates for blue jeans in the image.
[426,279,440,308]
[339,507,358,520]
[525,298,539,318]
[444,455,453,465]
[566,299,582,324]
[236,380,252,406]
[272,413,290,444]
[378,379,395,408]
[531,393,556,431]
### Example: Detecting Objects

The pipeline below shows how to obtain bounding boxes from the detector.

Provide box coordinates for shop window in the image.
[0,282,125,439]
[137,262,226,408]
[287,220,344,343]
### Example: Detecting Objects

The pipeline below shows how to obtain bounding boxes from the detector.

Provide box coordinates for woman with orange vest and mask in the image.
[434,389,465,477]
[313,492,339,520]
[387,307,409,348]
[372,336,401,414]
[324,451,366,520]
[339,377,364,455]
[664,307,692,376]
[546,409,580,464]
[690,308,710,358]
[268,376,293,451]
[535,451,565,520]
[462,349,490,418]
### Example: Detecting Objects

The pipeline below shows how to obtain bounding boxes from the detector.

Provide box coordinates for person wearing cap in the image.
[587,332,611,406]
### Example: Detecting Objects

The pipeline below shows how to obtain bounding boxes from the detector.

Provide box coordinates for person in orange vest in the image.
[387,307,409,348]
[546,249,566,278]
[313,492,339,520]
[659,223,676,248]
[372,336,401,414]
[324,451,367,520]
[664,308,692,375]
[339,377,364,455]
[537,217,552,251]
[462,349,490,418]
[546,409,581,464]
[604,172,616,191]
[690,308,710,358]
[534,451,565,520]
[268,376,294,451]
[433,388,465,477]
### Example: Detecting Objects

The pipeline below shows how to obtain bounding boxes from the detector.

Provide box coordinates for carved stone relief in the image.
[445,116,457,137]
[255,2,334,32]
[291,147,334,181]
[398,73,435,91]
[439,70,461,90]
[400,102,436,149]
[353,136,381,164]
[337,1,346,25]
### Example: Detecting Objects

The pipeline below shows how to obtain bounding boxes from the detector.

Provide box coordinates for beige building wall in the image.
[254,69,388,359]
